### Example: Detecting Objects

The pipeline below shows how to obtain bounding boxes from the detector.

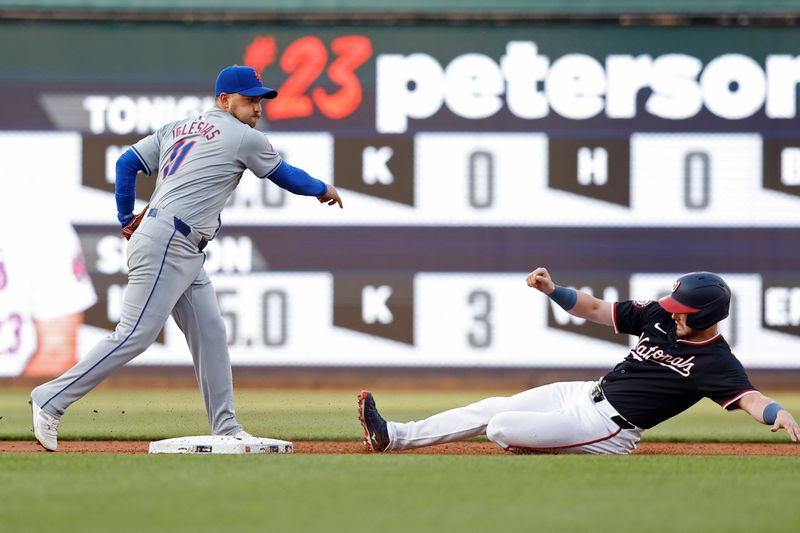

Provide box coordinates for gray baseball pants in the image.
[31,210,243,435]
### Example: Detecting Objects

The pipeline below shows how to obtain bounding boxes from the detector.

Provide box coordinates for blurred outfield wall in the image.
[1,3,800,379]
[3,0,800,16]
[0,0,799,18]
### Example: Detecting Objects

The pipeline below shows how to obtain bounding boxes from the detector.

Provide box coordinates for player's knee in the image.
[111,322,135,341]
[208,317,227,338]
[486,413,512,448]
[114,317,162,346]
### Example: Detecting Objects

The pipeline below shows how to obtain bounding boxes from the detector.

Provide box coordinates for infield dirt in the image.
[1,440,798,455]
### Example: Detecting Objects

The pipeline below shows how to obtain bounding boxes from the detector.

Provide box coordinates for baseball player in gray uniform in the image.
[30,65,342,451]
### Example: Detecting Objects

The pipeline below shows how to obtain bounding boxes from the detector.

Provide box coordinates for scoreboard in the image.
[1,21,799,374]
[64,131,800,227]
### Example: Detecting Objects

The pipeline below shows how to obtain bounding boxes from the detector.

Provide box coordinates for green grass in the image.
[1,388,504,441]
[2,388,799,442]
[1,454,798,533]
[2,388,799,532]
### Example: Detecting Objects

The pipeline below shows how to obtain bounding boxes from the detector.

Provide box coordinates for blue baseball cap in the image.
[215,65,278,99]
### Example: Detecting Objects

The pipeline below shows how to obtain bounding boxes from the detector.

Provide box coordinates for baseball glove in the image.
[122,206,149,240]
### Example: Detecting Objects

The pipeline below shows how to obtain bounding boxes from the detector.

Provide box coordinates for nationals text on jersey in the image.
[630,335,696,377]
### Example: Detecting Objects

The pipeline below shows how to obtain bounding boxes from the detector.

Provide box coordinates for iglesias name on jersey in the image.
[601,300,756,429]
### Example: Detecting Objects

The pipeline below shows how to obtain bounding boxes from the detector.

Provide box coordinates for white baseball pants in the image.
[387,381,644,454]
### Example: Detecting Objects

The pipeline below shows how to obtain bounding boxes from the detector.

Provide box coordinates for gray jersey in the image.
[131,107,281,238]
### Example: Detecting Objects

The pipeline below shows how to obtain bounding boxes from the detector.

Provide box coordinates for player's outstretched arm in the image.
[265,161,343,208]
[317,183,343,208]
[737,392,800,442]
[526,267,613,326]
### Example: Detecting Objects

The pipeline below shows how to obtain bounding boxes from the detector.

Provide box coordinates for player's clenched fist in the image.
[526,267,555,294]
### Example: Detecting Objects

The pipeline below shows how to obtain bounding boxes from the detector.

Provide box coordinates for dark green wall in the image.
[2,0,800,15]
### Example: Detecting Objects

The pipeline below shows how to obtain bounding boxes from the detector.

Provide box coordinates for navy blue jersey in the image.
[601,300,756,429]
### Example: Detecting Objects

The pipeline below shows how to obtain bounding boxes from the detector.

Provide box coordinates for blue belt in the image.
[147,208,208,252]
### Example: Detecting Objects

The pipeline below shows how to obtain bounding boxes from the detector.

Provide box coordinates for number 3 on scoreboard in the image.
[468,290,493,348]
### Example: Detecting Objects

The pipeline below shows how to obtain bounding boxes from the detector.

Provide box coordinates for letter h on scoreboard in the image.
[548,138,630,206]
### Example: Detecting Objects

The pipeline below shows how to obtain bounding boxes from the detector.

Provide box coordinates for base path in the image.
[1,440,798,455]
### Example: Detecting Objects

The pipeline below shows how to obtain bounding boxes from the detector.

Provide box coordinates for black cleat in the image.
[358,390,390,452]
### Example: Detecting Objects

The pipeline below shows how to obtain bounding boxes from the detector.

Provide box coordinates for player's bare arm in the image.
[318,183,344,208]
[526,267,613,326]
[737,392,800,442]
